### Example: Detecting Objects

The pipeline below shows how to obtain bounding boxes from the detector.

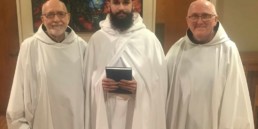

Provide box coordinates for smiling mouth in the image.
[195,25,205,28]
[194,27,207,31]
[52,25,63,29]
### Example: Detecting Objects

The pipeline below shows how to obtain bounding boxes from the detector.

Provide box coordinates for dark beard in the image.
[110,11,133,32]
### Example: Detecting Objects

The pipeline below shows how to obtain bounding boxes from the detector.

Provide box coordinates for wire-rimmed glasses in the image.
[42,11,69,19]
[188,13,216,22]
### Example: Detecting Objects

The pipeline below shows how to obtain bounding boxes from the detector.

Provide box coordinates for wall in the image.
[217,0,258,51]
[16,0,156,43]
[17,0,258,52]
[156,0,193,53]
[0,0,19,115]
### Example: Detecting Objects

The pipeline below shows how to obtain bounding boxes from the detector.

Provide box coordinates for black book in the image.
[105,67,132,94]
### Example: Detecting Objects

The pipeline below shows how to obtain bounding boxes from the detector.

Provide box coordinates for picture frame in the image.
[31,0,143,32]
[16,0,156,43]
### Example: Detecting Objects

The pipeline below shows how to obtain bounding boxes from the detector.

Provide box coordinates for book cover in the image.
[105,67,132,94]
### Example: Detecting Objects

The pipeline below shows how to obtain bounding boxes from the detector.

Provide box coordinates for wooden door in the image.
[0,0,19,115]
[156,0,194,53]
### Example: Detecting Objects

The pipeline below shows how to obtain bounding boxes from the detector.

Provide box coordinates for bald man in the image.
[166,0,254,129]
[6,0,88,129]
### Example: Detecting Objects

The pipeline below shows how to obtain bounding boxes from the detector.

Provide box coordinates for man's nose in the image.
[53,14,60,21]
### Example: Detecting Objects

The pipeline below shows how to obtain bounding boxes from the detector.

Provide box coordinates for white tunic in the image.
[166,22,254,129]
[85,13,168,129]
[6,25,87,129]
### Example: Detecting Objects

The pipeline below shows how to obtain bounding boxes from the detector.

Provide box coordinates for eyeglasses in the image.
[42,11,68,19]
[188,13,216,22]
[112,0,131,5]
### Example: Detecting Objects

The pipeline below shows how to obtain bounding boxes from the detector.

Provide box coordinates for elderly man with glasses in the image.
[6,0,89,129]
[166,0,254,129]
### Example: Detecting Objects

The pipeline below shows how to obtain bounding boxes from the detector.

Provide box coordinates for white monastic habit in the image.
[85,13,167,129]
[6,25,88,129]
[166,22,254,129]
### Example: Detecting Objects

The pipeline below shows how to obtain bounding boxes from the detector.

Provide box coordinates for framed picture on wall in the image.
[16,0,156,42]
[31,0,143,32]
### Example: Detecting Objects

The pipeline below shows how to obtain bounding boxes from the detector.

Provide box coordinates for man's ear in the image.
[214,16,219,22]
[67,13,71,20]
[107,0,111,5]
[107,1,111,9]
[41,15,44,22]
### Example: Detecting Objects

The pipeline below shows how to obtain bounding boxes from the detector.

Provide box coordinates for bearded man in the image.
[84,0,168,129]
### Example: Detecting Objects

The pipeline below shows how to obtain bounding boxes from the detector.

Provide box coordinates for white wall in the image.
[217,0,258,51]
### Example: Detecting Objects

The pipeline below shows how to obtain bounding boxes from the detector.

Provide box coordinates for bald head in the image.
[42,0,67,14]
[41,0,70,42]
[186,0,218,44]
[187,0,217,17]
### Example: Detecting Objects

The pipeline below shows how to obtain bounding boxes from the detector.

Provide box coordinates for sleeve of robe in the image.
[6,41,33,129]
[219,42,254,129]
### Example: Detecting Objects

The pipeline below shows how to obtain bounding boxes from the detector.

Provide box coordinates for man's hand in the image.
[119,79,137,94]
[102,78,119,92]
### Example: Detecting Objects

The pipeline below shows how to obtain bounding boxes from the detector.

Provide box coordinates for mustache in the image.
[115,11,128,15]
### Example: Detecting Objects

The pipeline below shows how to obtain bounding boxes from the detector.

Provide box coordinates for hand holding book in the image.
[102,78,119,92]
[119,79,137,94]
[102,78,137,94]
[104,67,135,94]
